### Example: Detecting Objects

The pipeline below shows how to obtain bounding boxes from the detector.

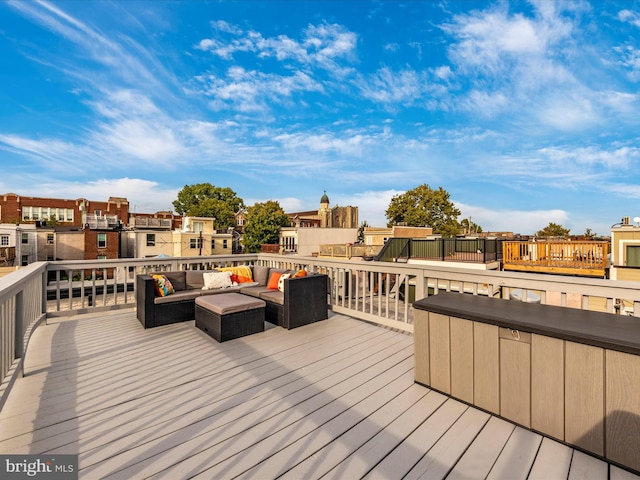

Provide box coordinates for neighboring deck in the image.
[0,310,637,480]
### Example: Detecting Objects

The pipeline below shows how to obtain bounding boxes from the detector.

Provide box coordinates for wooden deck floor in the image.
[0,309,638,480]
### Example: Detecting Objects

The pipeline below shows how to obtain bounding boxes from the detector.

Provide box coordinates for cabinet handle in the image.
[511,329,520,341]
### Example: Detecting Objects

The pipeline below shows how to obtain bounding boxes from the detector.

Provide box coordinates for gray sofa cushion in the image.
[240,285,272,298]
[260,290,284,306]
[164,271,187,291]
[154,289,203,304]
[252,265,271,286]
[154,285,244,304]
[185,270,219,290]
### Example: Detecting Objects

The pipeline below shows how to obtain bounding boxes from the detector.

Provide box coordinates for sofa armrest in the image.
[136,274,157,328]
[283,273,328,329]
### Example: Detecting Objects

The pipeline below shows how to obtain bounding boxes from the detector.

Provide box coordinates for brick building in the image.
[0,193,129,227]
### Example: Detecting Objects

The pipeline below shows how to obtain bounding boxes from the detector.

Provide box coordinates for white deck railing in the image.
[2,253,640,410]
[0,262,46,409]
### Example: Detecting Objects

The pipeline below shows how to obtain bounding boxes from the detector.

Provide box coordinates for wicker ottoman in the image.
[195,293,266,342]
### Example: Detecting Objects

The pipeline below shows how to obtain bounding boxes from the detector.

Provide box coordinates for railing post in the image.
[14,291,24,362]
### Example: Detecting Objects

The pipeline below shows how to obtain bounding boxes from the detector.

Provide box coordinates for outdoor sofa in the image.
[136,265,328,330]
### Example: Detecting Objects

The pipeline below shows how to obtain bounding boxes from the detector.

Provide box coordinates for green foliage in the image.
[357,220,370,243]
[536,222,570,238]
[385,184,461,237]
[242,201,291,253]
[460,217,483,234]
[172,183,244,229]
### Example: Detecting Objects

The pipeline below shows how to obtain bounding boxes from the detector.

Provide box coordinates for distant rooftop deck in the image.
[1,308,638,479]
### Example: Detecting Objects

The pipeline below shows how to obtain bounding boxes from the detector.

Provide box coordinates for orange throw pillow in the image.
[292,269,307,278]
[267,271,283,290]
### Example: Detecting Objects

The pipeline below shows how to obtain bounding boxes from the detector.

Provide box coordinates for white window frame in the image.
[97,233,107,248]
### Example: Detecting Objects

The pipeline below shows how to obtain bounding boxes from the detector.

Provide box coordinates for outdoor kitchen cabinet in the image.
[413,292,640,473]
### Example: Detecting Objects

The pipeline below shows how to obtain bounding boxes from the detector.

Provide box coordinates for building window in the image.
[193,221,204,233]
[211,239,216,250]
[47,233,54,245]
[21,233,28,244]
[22,206,74,222]
[94,210,102,217]
[0,235,8,246]
[626,245,640,267]
[146,234,156,247]
[21,255,28,266]
[97,233,107,248]
[97,255,107,260]
[190,238,203,249]
[46,255,54,261]
[223,239,228,249]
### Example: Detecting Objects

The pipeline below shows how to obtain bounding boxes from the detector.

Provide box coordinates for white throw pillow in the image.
[202,271,233,290]
[277,273,291,292]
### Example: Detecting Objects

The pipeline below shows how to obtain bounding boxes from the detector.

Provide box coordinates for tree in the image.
[385,184,461,237]
[172,183,244,229]
[242,201,291,253]
[536,222,570,238]
[460,217,483,235]
[357,220,370,243]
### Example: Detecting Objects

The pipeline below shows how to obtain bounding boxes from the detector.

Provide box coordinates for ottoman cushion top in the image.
[196,293,266,315]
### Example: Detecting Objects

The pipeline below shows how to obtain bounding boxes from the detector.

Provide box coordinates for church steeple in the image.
[319,190,331,228]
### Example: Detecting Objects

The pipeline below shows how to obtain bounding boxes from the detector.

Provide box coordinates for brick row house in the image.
[0,194,129,265]
[0,193,238,266]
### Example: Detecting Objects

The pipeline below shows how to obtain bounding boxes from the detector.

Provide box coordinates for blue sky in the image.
[1,1,639,236]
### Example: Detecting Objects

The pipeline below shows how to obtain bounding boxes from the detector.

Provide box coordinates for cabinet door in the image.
[500,328,531,428]
[565,341,604,456]
[531,334,564,440]
[429,312,450,394]
[413,309,430,385]
[474,322,499,414]
[450,316,474,403]
[606,349,640,471]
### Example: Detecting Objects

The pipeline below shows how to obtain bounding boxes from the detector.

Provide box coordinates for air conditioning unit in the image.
[622,216,631,225]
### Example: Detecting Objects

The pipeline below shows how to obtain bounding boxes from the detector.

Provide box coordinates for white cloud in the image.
[618,9,640,28]
[343,189,402,227]
[356,67,425,106]
[538,145,637,169]
[0,134,89,172]
[8,0,176,97]
[274,131,370,156]
[196,21,357,74]
[614,45,640,80]
[194,68,323,112]
[456,202,568,234]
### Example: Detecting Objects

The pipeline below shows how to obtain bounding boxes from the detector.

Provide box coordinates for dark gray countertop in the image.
[413,292,640,356]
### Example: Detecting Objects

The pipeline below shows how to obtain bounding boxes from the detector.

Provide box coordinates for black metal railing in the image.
[376,237,503,263]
